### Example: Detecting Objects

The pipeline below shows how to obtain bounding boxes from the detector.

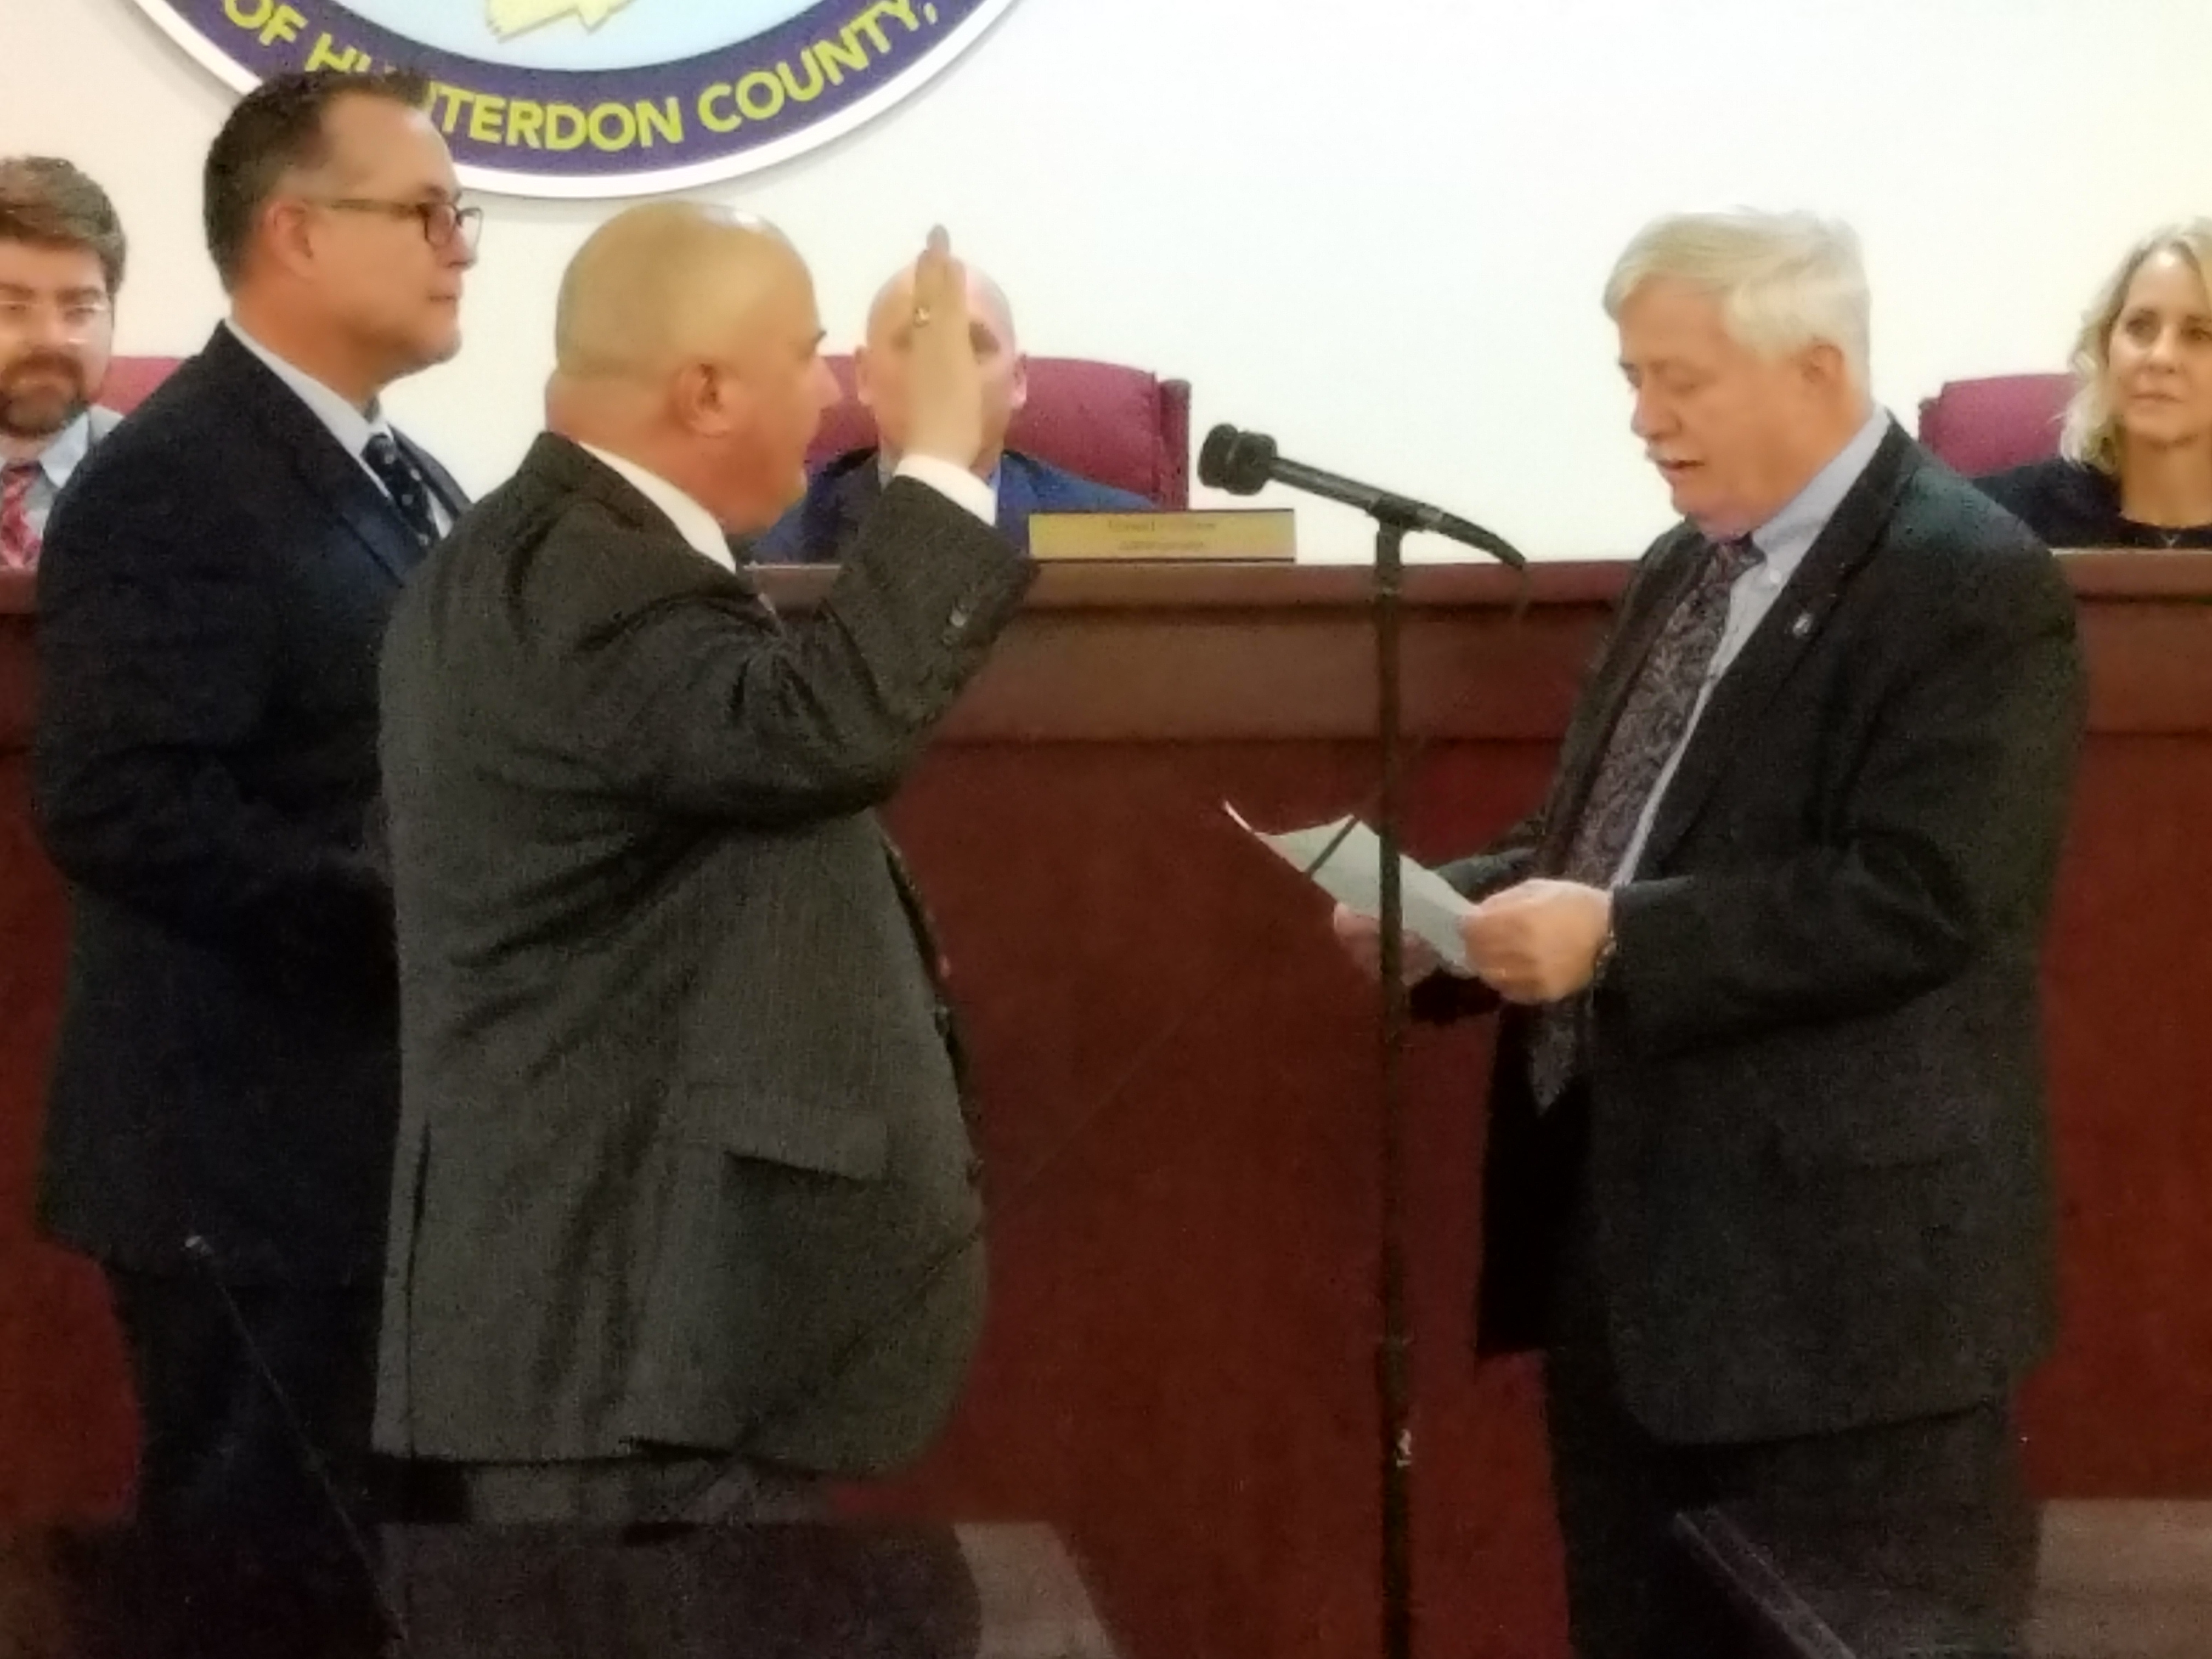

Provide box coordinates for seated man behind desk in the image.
[752,258,1149,561]
[0,156,127,571]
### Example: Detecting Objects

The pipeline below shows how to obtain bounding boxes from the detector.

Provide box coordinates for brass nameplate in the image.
[1027,510,1296,562]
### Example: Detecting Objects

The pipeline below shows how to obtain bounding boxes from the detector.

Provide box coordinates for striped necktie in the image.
[1,458,42,570]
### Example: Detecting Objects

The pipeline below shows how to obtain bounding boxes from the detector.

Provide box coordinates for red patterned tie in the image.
[0,459,41,571]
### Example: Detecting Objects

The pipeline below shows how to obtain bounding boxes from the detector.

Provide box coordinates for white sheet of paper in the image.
[1225,803,1474,971]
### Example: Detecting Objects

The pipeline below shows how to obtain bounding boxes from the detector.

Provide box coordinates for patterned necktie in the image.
[362,432,442,549]
[1,458,42,571]
[1527,534,1764,1107]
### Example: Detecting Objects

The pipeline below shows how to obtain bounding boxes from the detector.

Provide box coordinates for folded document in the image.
[1225,804,1473,972]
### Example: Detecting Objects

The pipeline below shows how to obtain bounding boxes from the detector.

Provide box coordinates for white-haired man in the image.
[1336,210,2086,1656]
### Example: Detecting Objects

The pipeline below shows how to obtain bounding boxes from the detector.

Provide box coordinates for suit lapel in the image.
[1635,427,1919,872]
[1536,529,1707,871]
[204,326,421,585]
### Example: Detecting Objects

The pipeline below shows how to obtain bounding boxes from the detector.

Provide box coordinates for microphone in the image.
[1198,424,1527,569]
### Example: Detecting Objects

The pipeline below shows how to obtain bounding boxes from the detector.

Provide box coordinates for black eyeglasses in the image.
[307,196,484,253]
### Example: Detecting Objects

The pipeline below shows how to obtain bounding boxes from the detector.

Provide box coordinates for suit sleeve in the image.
[31,451,392,980]
[1601,546,2085,1057]
[568,478,1033,824]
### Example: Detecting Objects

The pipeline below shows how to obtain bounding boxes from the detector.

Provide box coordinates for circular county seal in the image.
[128,0,1022,198]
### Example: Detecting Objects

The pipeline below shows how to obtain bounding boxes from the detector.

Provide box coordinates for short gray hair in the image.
[1604,209,1871,390]
[2059,219,2212,476]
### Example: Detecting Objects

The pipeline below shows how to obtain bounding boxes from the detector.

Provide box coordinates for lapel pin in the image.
[1789,611,1813,639]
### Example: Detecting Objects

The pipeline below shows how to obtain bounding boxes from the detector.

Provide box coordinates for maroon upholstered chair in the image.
[1915,374,2073,474]
[807,355,1192,507]
[97,356,184,415]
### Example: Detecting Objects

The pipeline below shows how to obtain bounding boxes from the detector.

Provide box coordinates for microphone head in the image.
[1197,424,1240,490]
[1197,424,1277,495]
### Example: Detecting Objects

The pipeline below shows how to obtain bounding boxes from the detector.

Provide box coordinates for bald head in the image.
[546,200,839,533]
[856,254,1026,475]
[555,201,805,382]
[865,259,1017,354]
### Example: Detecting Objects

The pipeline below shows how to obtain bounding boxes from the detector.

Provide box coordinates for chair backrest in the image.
[98,356,184,415]
[1915,374,2073,475]
[809,355,1192,507]
[94,354,1198,506]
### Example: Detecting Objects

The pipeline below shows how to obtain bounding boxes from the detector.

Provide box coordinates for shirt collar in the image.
[31,409,93,489]
[1745,405,1891,578]
[225,318,392,458]
[577,442,735,573]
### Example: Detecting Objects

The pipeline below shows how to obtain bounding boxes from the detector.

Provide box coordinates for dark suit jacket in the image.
[751,445,1150,562]
[1420,425,2086,1444]
[31,324,463,1286]
[373,435,1034,1476]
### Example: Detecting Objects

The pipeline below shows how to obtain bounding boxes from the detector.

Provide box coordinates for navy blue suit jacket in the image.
[31,324,465,1286]
[752,446,1150,562]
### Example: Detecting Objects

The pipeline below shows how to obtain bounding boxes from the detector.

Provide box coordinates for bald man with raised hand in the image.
[753,256,1150,563]
[372,207,1033,1525]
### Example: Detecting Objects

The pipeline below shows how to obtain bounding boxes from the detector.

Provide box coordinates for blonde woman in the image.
[1979,221,2212,547]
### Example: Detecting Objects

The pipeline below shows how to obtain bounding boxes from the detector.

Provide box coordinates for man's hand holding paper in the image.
[1457,879,1613,1004]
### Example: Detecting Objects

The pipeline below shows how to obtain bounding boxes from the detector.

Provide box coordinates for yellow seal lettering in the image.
[814,31,867,83]
[846,10,891,54]
[426,83,472,134]
[304,32,364,72]
[636,97,681,147]
[586,101,636,151]
[505,98,547,149]
[545,103,588,151]
[733,71,783,123]
[222,0,271,28]
[468,94,507,144]
[697,83,741,134]
[777,52,825,102]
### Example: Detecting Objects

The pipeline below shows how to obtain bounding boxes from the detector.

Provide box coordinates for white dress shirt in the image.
[578,443,995,573]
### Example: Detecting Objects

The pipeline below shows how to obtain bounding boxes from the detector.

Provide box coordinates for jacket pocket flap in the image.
[1770,1105,1982,1171]
[684,1084,888,1181]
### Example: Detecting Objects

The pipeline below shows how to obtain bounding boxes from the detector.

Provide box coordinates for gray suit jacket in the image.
[373,434,1034,1475]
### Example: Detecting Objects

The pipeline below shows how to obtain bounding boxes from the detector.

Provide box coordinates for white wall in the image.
[5,0,2211,560]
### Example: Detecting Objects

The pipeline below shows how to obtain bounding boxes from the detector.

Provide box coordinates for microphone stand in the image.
[1369,509,1415,1659]
[1195,421,1527,1659]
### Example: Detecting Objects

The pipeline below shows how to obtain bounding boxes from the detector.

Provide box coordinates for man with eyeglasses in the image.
[32,69,473,1555]
[0,156,127,572]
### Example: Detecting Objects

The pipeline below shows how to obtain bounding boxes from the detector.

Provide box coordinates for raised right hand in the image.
[902,225,984,470]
